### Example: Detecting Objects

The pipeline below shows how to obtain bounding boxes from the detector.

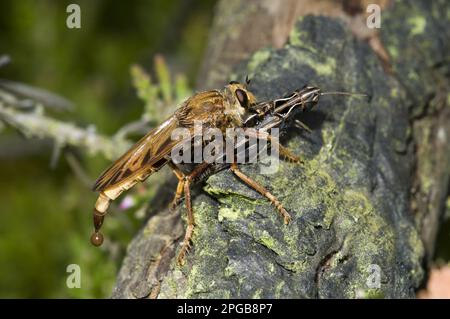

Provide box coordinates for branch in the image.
[0,102,131,161]
[0,56,188,162]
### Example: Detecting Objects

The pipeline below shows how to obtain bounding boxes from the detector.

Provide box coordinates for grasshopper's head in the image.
[247,85,322,122]
[298,86,321,111]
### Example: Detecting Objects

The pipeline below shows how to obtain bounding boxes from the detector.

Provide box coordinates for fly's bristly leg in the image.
[171,180,185,212]
[177,176,194,266]
[230,163,291,224]
[170,161,211,266]
[168,161,186,212]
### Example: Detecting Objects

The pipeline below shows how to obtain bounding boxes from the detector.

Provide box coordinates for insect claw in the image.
[284,215,292,225]
[177,248,190,265]
[177,254,185,266]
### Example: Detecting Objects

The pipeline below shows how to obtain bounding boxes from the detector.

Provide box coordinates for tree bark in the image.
[112,0,449,298]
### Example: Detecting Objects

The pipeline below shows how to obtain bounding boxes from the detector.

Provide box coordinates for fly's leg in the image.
[177,176,194,265]
[170,162,211,266]
[246,129,303,164]
[171,180,185,212]
[168,162,185,212]
[230,163,291,224]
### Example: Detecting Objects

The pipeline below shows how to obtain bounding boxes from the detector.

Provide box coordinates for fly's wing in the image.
[93,90,225,192]
[93,116,180,191]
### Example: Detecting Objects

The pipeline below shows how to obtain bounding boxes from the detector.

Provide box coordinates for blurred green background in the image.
[0,0,216,298]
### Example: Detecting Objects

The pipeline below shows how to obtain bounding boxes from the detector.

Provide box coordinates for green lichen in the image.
[342,190,395,288]
[282,51,336,77]
[174,200,233,297]
[275,281,285,298]
[259,231,278,251]
[252,288,263,298]
[408,15,427,35]
[311,56,336,76]
[357,288,385,299]
[218,206,243,222]
[159,269,186,298]
[247,49,271,74]
[406,226,425,285]
[288,19,312,49]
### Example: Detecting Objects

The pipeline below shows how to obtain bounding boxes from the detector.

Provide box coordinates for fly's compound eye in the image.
[235,89,249,108]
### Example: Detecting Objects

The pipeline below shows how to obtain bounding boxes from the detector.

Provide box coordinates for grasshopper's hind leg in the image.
[246,129,302,164]
[230,163,291,224]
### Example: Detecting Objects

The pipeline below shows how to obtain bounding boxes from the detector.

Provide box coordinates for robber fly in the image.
[91,80,365,265]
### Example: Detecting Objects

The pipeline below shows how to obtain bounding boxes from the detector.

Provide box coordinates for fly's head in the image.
[223,80,257,125]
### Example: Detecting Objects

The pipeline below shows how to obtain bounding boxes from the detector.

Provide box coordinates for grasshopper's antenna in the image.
[321,91,368,98]
[320,91,371,102]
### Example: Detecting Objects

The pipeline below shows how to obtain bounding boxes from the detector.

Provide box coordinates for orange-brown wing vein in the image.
[93,116,180,191]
